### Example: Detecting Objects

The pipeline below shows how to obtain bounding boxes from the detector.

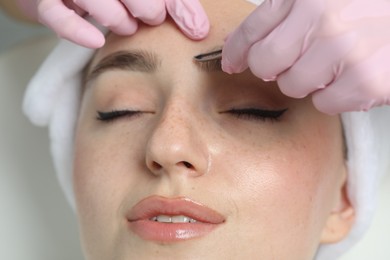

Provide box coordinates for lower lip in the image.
[128,220,219,242]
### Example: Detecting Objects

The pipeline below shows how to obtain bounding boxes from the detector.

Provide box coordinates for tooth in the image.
[150,215,199,223]
[156,215,171,223]
[171,215,191,223]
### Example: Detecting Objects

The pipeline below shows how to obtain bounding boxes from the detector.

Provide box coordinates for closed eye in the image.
[96,110,141,122]
[227,108,288,122]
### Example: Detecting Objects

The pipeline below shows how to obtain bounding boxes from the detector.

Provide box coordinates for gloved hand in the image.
[17,0,209,48]
[222,0,390,114]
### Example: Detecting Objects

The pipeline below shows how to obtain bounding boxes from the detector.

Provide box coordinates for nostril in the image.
[152,161,162,170]
[181,161,194,169]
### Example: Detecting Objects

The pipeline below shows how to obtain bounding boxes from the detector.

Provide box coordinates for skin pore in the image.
[73,0,355,259]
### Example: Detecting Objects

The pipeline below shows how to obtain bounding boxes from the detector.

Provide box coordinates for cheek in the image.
[73,130,142,214]
[214,119,343,252]
[72,123,150,257]
[73,132,120,230]
[72,98,148,213]
[222,119,342,206]
[223,140,329,220]
[72,122,142,243]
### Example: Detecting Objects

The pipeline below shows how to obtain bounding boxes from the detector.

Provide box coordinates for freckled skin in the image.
[73,0,352,259]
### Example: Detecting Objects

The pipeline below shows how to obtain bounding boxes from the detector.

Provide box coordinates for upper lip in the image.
[127,196,225,224]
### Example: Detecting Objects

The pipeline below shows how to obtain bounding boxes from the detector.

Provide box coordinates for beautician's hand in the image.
[17,0,209,48]
[222,0,390,114]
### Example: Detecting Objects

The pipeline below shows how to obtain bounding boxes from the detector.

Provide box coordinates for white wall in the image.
[0,10,48,53]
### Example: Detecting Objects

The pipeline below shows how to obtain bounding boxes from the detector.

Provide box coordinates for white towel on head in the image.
[23,40,95,127]
[23,40,96,209]
[22,39,390,260]
[316,111,380,259]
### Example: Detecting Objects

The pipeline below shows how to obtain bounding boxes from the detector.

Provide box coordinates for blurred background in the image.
[0,9,83,260]
[0,8,389,260]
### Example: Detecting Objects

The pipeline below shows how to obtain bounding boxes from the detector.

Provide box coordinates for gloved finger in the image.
[73,0,138,36]
[312,46,390,114]
[246,2,324,80]
[221,0,294,74]
[121,0,166,25]
[277,32,357,98]
[63,0,85,16]
[37,0,105,48]
[166,0,210,40]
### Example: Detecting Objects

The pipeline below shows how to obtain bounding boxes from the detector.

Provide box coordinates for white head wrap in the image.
[22,25,390,260]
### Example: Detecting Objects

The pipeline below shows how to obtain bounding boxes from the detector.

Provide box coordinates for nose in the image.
[145,104,210,178]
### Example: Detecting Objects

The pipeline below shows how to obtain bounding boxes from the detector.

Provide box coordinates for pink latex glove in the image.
[222,0,390,114]
[17,0,209,48]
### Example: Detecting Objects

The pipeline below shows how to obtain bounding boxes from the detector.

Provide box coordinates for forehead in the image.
[87,0,314,114]
[91,0,256,66]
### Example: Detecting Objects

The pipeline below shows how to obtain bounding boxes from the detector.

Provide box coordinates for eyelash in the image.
[227,108,288,122]
[97,110,141,122]
[97,108,287,123]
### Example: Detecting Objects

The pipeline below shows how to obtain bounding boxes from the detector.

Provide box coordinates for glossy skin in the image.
[73,1,354,259]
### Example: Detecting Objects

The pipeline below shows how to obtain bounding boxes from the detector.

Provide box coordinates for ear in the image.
[320,174,355,244]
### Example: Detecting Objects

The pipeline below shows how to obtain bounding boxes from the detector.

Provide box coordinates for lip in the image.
[127,196,225,242]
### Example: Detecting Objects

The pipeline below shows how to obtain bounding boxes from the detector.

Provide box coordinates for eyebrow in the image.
[195,56,222,72]
[194,46,223,72]
[86,50,160,83]
[85,47,224,83]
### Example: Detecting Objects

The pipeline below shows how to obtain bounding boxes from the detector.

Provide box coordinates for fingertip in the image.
[312,91,346,115]
[121,0,166,25]
[142,11,166,26]
[74,28,106,48]
[136,7,166,26]
[221,55,238,74]
[221,40,249,74]
[221,59,234,75]
[189,28,209,40]
[107,18,139,36]
[166,0,210,40]
[222,28,255,75]
[276,74,315,99]
[221,55,248,74]
[180,23,209,40]
[313,101,339,115]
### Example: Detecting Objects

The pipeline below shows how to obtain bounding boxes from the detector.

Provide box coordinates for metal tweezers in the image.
[193,49,223,62]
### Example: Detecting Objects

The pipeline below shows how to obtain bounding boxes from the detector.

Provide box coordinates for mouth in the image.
[127,196,225,242]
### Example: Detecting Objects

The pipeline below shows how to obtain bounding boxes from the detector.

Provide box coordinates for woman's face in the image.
[73,0,352,259]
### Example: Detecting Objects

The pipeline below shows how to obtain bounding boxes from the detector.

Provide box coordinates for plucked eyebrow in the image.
[195,57,222,72]
[86,50,160,83]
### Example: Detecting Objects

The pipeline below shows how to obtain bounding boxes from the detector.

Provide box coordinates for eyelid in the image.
[225,107,288,122]
[96,110,142,122]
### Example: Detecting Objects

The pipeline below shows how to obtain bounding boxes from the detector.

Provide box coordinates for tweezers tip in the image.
[193,54,204,61]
